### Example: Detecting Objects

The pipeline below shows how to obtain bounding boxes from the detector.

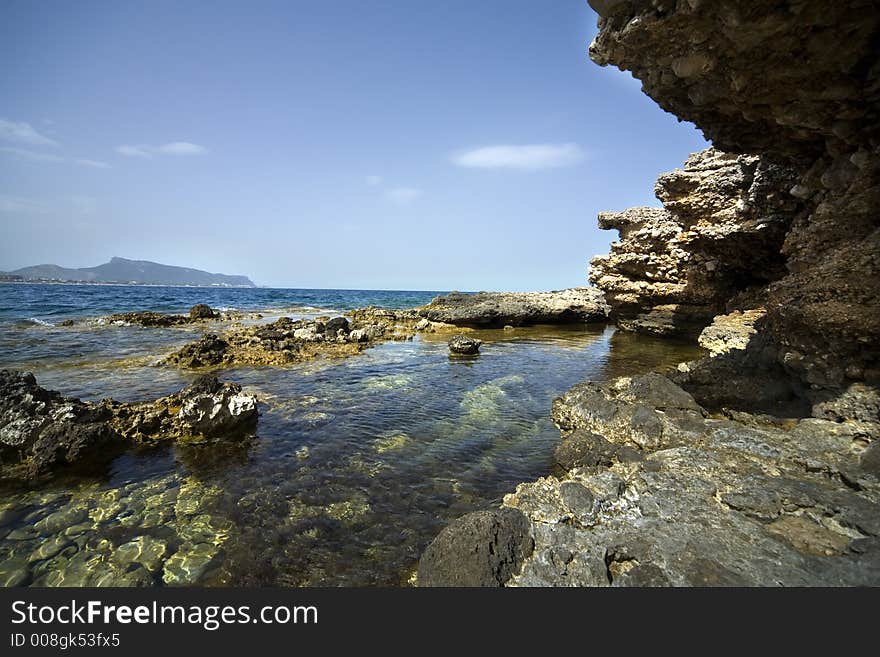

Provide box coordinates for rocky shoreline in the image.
[417,1,880,586]
[83,289,609,369]
[4,2,878,588]
[0,370,258,481]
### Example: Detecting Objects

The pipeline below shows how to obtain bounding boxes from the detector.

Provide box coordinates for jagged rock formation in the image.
[587,0,880,419]
[418,373,880,586]
[417,288,608,327]
[0,370,258,480]
[590,149,802,335]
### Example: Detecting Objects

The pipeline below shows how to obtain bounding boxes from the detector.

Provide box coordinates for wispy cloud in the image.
[0,119,59,147]
[0,194,49,214]
[156,141,208,155]
[386,187,422,205]
[1,147,110,170]
[365,175,383,186]
[0,147,64,163]
[75,159,110,168]
[116,145,152,158]
[117,141,208,158]
[452,143,585,170]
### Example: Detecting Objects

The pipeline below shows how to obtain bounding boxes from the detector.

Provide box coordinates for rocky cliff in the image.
[588,0,880,419]
[590,148,802,335]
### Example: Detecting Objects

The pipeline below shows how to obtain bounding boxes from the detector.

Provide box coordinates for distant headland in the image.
[0,257,256,287]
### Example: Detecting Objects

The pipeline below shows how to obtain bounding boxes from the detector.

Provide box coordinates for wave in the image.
[27,317,55,327]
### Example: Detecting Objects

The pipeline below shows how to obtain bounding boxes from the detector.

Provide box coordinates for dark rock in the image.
[189,304,217,320]
[554,430,642,471]
[448,335,482,355]
[0,369,120,478]
[417,508,533,587]
[861,442,880,478]
[106,311,188,327]
[167,334,230,368]
[559,481,595,517]
[324,316,349,335]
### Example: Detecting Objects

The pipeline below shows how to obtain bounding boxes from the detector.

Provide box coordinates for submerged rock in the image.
[0,370,258,480]
[418,288,608,327]
[448,335,482,355]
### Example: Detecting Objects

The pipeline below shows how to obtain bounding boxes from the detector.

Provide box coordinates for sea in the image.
[0,283,699,586]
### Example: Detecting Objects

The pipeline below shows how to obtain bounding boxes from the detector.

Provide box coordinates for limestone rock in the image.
[590,149,801,336]
[588,0,880,419]
[418,288,608,327]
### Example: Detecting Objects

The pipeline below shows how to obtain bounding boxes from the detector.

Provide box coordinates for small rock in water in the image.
[448,335,482,355]
[295,446,310,460]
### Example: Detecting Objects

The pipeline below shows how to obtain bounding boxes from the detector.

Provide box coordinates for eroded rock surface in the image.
[166,309,466,368]
[0,370,258,480]
[590,149,802,336]
[417,288,608,327]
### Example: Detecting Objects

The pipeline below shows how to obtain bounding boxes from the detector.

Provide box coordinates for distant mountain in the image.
[5,257,256,287]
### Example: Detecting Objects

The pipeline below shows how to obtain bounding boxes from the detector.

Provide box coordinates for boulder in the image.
[0,370,119,477]
[448,335,482,355]
[189,304,217,320]
[417,508,533,586]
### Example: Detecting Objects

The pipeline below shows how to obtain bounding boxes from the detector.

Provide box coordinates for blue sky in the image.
[0,0,707,290]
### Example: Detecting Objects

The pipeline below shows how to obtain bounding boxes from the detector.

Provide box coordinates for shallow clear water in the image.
[0,285,699,587]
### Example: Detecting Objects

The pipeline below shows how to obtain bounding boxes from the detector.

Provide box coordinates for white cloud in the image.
[117,141,208,158]
[116,145,152,158]
[0,147,64,163]
[75,159,110,168]
[385,187,422,205]
[365,175,383,186]
[452,143,585,170]
[0,119,59,147]
[156,141,208,155]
